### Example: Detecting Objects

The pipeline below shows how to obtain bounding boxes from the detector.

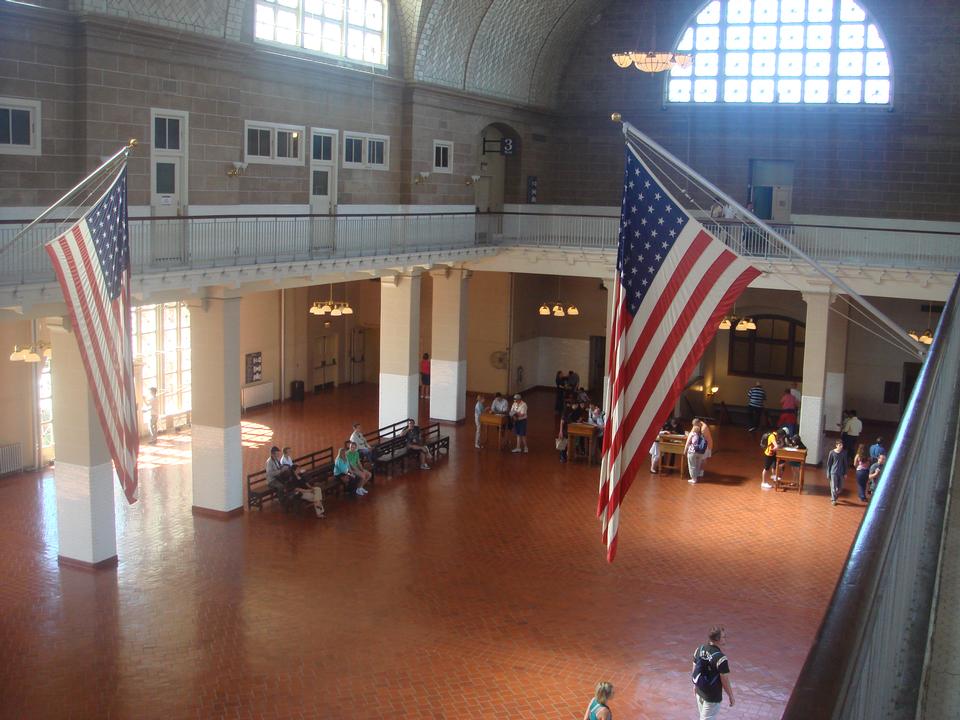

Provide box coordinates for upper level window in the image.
[342,132,389,170]
[667,0,891,106]
[244,121,304,165]
[0,96,41,156]
[255,0,387,67]
[728,314,805,380]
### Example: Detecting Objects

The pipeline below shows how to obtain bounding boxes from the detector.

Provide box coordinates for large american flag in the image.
[598,143,760,561]
[46,167,139,504]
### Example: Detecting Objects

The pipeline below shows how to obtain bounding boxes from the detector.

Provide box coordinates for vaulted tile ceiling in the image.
[75,0,611,108]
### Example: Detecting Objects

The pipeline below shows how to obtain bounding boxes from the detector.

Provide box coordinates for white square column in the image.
[190,294,243,516]
[429,268,470,422]
[379,272,421,427]
[799,292,848,464]
[50,322,117,568]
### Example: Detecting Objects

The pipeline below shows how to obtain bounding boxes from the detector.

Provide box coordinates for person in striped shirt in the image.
[746,381,766,431]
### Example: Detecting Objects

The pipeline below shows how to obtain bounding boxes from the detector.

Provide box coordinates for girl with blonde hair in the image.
[583,681,614,720]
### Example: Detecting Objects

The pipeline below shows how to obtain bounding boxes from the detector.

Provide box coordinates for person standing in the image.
[778,387,798,435]
[685,420,708,484]
[144,386,160,444]
[567,368,580,391]
[582,681,614,720]
[760,428,782,489]
[692,626,735,719]
[841,409,862,459]
[746,381,766,432]
[419,353,431,399]
[868,453,887,495]
[826,439,849,505]
[510,393,529,454]
[555,370,567,414]
[853,443,871,502]
[474,394,485,449]
[869,436,886,462]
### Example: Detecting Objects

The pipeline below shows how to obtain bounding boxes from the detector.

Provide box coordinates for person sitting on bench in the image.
[401,419,432,470]
[335,446,368,496]
[280,447,303,479]
[349,422,375,462]
[266,446,324,518]
[346,441,373,488]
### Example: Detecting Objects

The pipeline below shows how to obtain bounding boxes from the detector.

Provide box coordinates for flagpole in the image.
[0,138,138,257]
[618,119,923,360]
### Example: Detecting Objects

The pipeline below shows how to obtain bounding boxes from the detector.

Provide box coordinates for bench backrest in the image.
[246,446,335,487]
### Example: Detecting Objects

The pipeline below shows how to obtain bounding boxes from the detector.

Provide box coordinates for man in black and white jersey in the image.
[692,626,735,719]
[746,381,766,431]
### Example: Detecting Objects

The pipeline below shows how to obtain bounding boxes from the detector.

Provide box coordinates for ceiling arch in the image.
[411,0,610,107]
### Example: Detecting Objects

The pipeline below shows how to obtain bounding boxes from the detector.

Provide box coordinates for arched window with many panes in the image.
[667,0,891,105]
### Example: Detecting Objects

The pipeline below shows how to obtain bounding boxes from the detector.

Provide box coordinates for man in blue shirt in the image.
[869,436,886,462]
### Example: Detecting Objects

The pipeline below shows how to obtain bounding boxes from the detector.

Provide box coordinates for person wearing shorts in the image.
[761,429,781,490]
[510,393,528,454]
[420,353,430,399]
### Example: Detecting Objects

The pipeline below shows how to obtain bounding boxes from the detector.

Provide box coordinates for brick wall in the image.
[551,0,960,220]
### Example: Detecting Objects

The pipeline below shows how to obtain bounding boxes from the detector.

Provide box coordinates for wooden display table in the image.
[480,412,508,449]
[775,447,808,493]
[567,422,599,464]
[656,434,688,478]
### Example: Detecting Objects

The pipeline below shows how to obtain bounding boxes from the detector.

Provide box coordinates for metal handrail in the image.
[781,272,960,719]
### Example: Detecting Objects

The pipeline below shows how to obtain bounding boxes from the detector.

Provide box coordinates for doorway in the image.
[313,334,339,392]
[150,108,188,263]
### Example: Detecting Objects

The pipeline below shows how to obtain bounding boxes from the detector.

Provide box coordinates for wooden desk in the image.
[567,423,599,464]
[480,413,508,449]
[775,447,808,493]
[656,434,688,478]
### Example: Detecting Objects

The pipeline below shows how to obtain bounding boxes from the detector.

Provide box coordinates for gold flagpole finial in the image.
[610,112,622,123]
[126,138,138,150]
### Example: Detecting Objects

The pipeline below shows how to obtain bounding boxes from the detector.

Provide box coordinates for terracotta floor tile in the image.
[0,385,865,719]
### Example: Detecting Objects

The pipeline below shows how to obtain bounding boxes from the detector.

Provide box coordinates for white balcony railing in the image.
[1,211,958,287]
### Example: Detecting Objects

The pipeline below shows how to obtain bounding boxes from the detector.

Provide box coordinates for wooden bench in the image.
[246,446,339,511]
[423,423,450,458]
[370,421,450,477]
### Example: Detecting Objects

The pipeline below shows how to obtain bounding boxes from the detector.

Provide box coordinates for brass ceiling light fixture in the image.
[309,283,354,317]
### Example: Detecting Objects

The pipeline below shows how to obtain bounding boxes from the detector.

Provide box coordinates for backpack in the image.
[692,646,721,692]
[693,432,708,454]
[760,431,771,450]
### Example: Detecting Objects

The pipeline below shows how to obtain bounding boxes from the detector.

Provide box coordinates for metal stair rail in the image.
[782,272,960,719]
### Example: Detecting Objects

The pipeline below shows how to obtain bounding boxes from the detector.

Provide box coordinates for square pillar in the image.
[50,322,117,568]
[429,268,470,422]
[799,292,848,464]
[379,272,421,427]
[190,295,243,516]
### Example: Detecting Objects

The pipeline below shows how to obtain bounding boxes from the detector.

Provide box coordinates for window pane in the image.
[837,79,862,103]
[804,79,829,103]
[864,79,890,104]
[751,78,775,102]
[164,351,178,374]
[696,27,720,51]
[275,8,298,45]
[323,21,343,54]
[727,0,751,24]
[752,52,776,76]
[696,0,720,24]
[726,52,750,76]
[769,344,788,375]
[364,32,382,64]
[156,162,175,194]
[303,16,323,50]
[778,52,803,76]
[255,4,275,40]
[807,0,833,22]
[754,342,772,371]
[141,333,157,356]
[0,109,9,145]
[839,24,865,49]
[677,27,694,51]
[166,119,180,150]
[140,307,157,333]
[694,53,718,76]
[670,61,692,77]
[753,26,777,49]
[11,109,30,145]
[841,0,866,22]
[837,51,864,76]
[312,169,329,195]
[277,131,291,157]
[345,137,362,163]
[154,117,167,149]
[346,27,364,59]
[731,339,749,372]
[368,139,384,165]
[366,1,383,31]
[39,399,53,424]
[724,78,749,102]
[795,324,805,343]
[806,24,832,49]
[866,24,885,49]
[668,79,692,102]
[753,0,778,24]
[325,0,343,19]
[41,424,54,449]
[780,0,804,22]
[694,79,718,102]
[805,52,831,76]
[779,25,804,50]
[772,319,789,339]
[726,26,750,50]
[347,0,365,25]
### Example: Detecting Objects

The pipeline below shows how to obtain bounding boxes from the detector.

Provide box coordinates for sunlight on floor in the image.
[241,420,274,449]
[134,421,276,468]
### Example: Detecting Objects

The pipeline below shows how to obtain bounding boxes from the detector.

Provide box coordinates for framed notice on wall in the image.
[245,352,262,384]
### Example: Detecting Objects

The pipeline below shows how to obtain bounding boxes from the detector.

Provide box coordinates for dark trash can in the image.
[290,380,305,402]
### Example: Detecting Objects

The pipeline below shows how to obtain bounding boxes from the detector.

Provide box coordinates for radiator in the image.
[241,382,274,411]
[0,442,23,475]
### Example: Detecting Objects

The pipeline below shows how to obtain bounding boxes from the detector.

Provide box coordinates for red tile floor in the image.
[0,386,867,719]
